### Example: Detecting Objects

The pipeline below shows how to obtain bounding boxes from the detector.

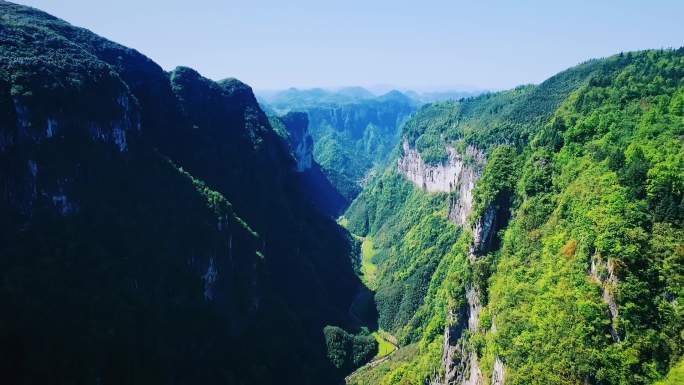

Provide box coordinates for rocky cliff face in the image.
[397,140,485,226]
[0,3,361,384]
[279,112,313,172]
[590,254,621,342]
[397,140,495,385]
[270,112,347,217]
[438,197,514,385]
[279,93,416,202]
[491,357,506,385]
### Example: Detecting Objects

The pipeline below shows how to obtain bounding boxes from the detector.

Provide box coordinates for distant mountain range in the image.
[257,86,486,109]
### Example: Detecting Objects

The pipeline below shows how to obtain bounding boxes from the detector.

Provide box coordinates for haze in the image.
[15,0,684,91]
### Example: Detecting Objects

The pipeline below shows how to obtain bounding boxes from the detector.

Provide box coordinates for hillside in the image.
[0,2,367,384]
[345,49,684,385]
[269,111,347,217]
[261,88,418,203]
[1,2,682,385]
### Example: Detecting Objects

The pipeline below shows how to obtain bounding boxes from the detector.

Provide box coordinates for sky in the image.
[15,0,684,91]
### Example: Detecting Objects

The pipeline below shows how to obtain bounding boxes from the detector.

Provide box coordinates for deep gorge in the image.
[1,2,683,385]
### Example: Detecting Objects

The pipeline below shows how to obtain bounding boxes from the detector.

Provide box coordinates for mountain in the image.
[344,49,684,385]
[269,111,347,217]
[258,87,375,110]
[0,2,369,384]
[405,89,486,103]
[2,2,683,385]
[261,88,418,203]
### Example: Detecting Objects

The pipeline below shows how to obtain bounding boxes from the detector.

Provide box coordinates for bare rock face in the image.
[590,254,621,342]
[438,287,485,385]
[470,205,496,257]
[397,140,485,226]
[492,357,505,385]
[398,140,504,385]
[280,112,313,172]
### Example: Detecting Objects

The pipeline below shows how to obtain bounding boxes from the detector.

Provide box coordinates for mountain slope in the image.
[261,88,418,203]
[0,2,365,384]
[345,49,684,385]
[269,111,348,217]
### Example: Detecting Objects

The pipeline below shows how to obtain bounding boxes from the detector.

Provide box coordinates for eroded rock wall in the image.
[397,140,485,226]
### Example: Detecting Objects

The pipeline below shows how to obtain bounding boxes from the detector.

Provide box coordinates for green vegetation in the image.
[324,326,378,373]
[2,3,683,385]
[346,343,420,385]
[478,49,684,385]
[373,330,398,358]
[346,49,684,385]
[654,359,684,385]
[261,89,417,201]
[0,3,366,385]
[361,237,379,287]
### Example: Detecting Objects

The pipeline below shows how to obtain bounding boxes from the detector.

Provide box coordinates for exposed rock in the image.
[27,160,37,178]
[46,118,57,138]
[465,353,484,385]
[442,309,465,384]
[448,164,480,226]
[202,257,218,301]
[13,98,31,141]
[398,141,485,226]
[470,205,496,257]
[280,112,313,171]
[12,93,137,152]
[438,286,485,385]
[492,357,505,385]
[51,193,76,215]
[466,287,482,332]
[397,139,490,385]
[590,254,620,342]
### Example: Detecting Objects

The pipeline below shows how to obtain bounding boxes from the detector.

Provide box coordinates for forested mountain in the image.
[1,2,682,385]
[344,49,684,385]
[269,111,347,217]
[260,88,418,203]
[259,87,376,109]
[0,2,368,384]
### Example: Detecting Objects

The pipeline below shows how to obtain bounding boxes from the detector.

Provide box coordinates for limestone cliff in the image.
[279,112,314,172]
[271,112,347,217]
[590,254,621,342]
[397,140,500,385]
[397,140,485,226]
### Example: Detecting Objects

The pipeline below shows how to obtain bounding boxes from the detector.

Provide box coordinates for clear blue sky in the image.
[15,0,684,91]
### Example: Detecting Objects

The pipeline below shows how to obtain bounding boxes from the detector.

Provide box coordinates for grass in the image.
[346,343,418,385]
[337,215,350,228]
[373,330,397,359]
[654,359,684,385]
[360,237,378,287]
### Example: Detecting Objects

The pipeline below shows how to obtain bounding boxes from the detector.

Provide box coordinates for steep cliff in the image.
[262,88,417,202]
[0,2,363,384]
[346,49,684,385]
[270,111,347,217]
[397,140,485,226]
[278,111,314,172]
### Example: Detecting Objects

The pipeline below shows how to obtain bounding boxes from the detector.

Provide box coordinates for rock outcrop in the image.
[397,141,485,226]
[590,254,621,342]
[492,357,505,385]
[470,205,496,256]
[0,3,362,384]
[279,112,313,172]
[272,112,348,217]
[402,140,496,385]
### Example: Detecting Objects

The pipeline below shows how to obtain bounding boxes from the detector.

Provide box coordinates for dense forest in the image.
[0,2,368,384]
[344,49,683,385]
[260,88,417,203]
[0,2,682,385]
